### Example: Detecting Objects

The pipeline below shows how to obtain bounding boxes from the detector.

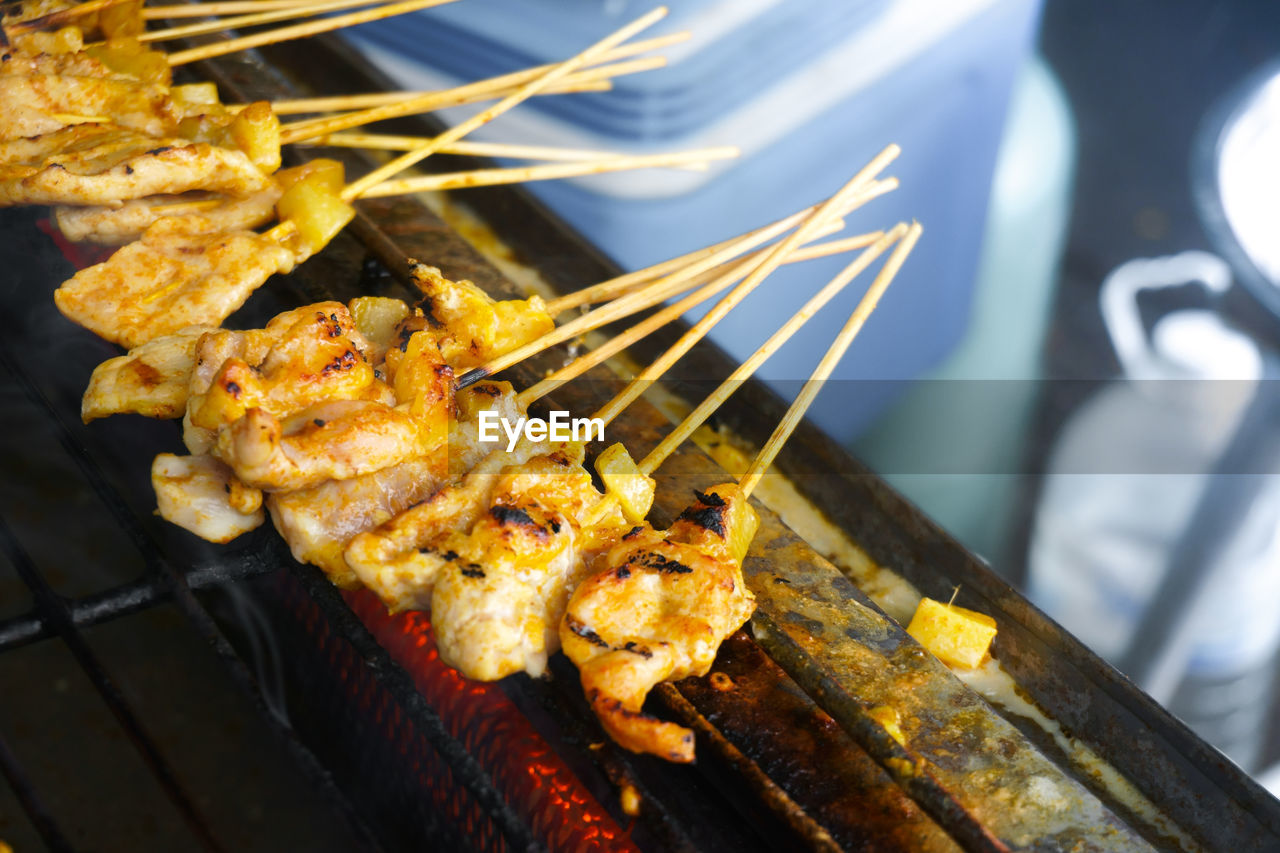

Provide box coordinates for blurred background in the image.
[347,0,1280,789]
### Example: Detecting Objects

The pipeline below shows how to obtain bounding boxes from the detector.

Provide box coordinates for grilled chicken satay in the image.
[561,484,757,763]
[54,185,280,244]
[0,100,277,208]
[561,222,923,763]
[429,442,629,680]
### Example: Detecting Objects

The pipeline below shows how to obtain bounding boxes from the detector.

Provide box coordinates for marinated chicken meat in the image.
[410,263,554,371]
[152,452,264,542]
[82,328,218,429]
[54,185,281,245]
[344,437,553,613]
[186,303,390,442]
[54,216,297,348]
[0,74,176,140]
[268,380,519,587]
[429,444,628,680]
[0,122,272,206]
[560,484,759,763]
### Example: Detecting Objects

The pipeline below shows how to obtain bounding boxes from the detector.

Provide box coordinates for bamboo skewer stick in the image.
[638,224,910,477]
[588,157,900,429]
[304,133,623,162]
[339,6,670,202]
[544,183,895,315]
[144,0,321,19]
[136,0,384,43]
[357,146,738,199]
[515,225,877,409]
[278,52,670,144]
[456,219,823,388]
[575,224,911,530]
[167,0,457,66]
[737,221,923,499]
[269,33,682,116]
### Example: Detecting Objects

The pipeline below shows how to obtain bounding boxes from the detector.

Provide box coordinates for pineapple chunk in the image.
[697,483,759,565]
[226,101,281,173]
[85,38,170,86]
[595,442,655,523]
[276,174,355,255]
[99,0,145,39]
[171,83,221,110]
[275,158,345,194]
[906,597,997,669]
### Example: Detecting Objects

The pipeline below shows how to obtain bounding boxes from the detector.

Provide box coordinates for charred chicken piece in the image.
[267,380,518,588]
[409,263,553,371]
[429,443,627,681]
[561,483,758,763]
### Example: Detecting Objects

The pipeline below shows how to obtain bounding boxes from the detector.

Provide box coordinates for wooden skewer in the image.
[267,33,680,117]
[575,223,909,530]
[455,193,869,390]
[589,152,901,428]
[167,0,458,66]
[136,0,385,43]
[544,182,896,315]
[144,0,320,19]
[340,6,670,202]
[304,133,624,162]
[737,222,923,498]
[516,225,878,409]
[277,74,613,127]
[279,53,669,144]
[639,224,910,476]
[357,146,738,199]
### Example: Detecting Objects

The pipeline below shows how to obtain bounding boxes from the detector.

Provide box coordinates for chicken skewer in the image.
[339,170,891,664]
[52,143,734,245]
[422,227,910,691]
[563,222,923,762]
[53,9,678,348]
[43,47,680,244]
[97,216,875,584]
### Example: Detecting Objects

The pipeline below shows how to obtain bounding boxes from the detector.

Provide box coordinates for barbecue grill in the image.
[1,29,1278,852]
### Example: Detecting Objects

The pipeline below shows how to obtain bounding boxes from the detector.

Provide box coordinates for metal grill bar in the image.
[0,559,277,651]
[0,729,74,853]
[0,512,223,853]
[0,339,391,852]
[0,330,542,851]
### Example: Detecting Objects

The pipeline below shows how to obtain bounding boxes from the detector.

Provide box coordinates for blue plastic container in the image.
[347,0,1044,443]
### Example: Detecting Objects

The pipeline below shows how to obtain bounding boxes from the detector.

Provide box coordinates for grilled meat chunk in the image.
[561,484,758,763]
[0,122,272,207]
[267,381,517,587]
[81,324,216,422]
[54,216,296,348]
[430,444,626,680]
[54,185,281,245]
[152,452,264,542]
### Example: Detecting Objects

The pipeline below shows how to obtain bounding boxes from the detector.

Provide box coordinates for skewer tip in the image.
[455,366,489,390]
